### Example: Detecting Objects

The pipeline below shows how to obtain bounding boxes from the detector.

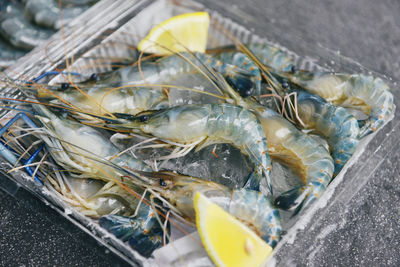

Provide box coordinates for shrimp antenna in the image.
[209,18,308,119]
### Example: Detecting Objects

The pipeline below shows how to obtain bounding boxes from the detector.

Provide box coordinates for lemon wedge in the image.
[138,12,210,55]
[194,192,273,267]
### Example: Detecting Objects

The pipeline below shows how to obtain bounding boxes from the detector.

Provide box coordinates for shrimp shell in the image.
[294,72,394,137]
[295,90,360,174]
[250,104,334,213]
[242,43,394,137]
[34,83,169,116]
[221,82,334,214]
[34,105,151,179]
[133,171,281,248]
[118,103,272,192]
[24,0,96,30]
[99,206,165,258]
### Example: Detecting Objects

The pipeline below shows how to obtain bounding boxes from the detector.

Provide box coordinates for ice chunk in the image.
[163,144,252,189]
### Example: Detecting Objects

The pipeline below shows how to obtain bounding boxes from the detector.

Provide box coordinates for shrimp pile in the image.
[0,0,98,69]
[0,9,394,262]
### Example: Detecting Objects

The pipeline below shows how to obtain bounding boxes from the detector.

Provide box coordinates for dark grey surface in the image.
[1,0,399,266]
[0,186,130,266]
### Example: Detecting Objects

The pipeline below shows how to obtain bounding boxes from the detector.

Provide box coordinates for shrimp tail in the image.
[215,51,262,96]
[99,204,167,257]
[128,231,163,258]
[274,186,308,211]
[244,168,273,194]
[100,215,138,241]
[357,119,366,129]
[275,181,326,216]
[357,119,373,137]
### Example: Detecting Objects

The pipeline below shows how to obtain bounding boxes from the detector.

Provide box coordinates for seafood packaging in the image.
[0,0,396,266]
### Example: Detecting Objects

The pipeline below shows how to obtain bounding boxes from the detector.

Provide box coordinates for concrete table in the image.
[0,0,399,266]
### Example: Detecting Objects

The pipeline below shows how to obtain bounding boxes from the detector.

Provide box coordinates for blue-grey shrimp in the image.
[286,72,394,138]
[31,105,152,179]
[208,43,292,96]
[211,47,264,96]
[130,170,281,248]
[239,43,394,137]
[290,90,360,174]
[211,49,263,96]
[24,0,98,30]
[31,51,261,118]
[100,207,164,257]
[0,103,151,188]
[23,51,235,117]
[210,49,360,174]
[0,1,54,50]
[0,36,26,69]
[0,105,166,257]
[222,82,334,214]
[45,170,166,258]
[46,174,140,217]
[93,51,262,99]
[115,103,272,192]
[28,82,169,116]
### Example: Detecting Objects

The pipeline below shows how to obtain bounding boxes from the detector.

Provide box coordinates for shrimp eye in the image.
[159,179,167,187]
[90,73,99,82]
[226,76,254,98]
[60,83,69,90]
[139,115,149,122]
[241,89,252,97]
[281,81,290,89]
[290,65,298,73]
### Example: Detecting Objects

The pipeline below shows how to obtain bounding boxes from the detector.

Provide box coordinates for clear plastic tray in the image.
[0,0,397,266]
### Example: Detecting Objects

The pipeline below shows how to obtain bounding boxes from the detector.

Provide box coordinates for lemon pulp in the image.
[194,192,273,267]
[138,12,210,55]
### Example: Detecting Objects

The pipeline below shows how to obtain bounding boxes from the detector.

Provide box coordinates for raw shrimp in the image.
[115,103,272,192]
[241,43,394,137]
[46,171,165,258]
[0,105,165,257]
[24,0,97,30]
[100,208,164,257]
[47,175,139,218]
[211,50,360,174]
[285,72,394,138]
[0,37,26,69]
[289,90,360,174]
[212,50,263,96]
[33,105,151,179]
[222,82,334,214]
[131,170,281,248]
[208,43,291,96]
[26,50,260,118]
[211,47,264,96]
[30,82,169,116]
[0,0,54,50]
